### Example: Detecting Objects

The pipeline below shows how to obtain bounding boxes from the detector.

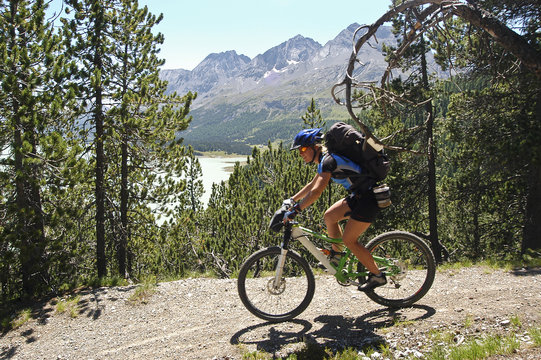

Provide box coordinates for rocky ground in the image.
[1,266,540,359]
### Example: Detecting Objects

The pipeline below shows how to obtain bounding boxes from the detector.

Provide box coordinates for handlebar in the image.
[269,201,295,232]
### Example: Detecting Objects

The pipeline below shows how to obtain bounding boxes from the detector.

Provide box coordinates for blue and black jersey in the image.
[317,153,367,192]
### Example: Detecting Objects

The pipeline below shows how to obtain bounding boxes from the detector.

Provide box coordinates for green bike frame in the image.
[288,225,400,285]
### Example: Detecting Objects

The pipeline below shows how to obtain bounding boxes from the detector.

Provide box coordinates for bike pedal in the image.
[319,248,332,256]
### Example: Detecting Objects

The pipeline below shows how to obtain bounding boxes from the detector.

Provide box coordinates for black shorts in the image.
[344,192,380,223]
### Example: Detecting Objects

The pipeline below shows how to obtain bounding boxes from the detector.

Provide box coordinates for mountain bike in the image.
[237,204,436,322]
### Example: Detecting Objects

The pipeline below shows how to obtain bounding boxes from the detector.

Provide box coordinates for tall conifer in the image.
[65,0,195,278]
[64,0,111,277]
[107,0,195,276]
[0,0,77,297]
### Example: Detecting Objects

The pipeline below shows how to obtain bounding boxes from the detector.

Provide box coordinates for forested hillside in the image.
[1,0,540,310]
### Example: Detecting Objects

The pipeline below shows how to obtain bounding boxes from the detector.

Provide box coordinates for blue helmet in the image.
[290,128,323,150]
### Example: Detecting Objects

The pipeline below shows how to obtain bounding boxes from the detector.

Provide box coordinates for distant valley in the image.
[160,24,406,154]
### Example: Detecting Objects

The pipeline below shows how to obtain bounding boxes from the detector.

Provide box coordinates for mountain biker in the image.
[284,127,387,291]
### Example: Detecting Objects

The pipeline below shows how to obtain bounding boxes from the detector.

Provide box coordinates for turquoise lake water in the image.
[197,156,247,205]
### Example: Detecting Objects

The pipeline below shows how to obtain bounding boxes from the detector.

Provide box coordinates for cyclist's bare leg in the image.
[323,199,348,252]
[342,219,381,275]
[324,199,381,275]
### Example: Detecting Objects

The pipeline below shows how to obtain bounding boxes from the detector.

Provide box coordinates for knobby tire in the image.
[237,247,315,322]
[362,231,436,308]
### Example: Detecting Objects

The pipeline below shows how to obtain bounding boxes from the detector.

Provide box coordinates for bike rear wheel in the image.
[237,246,315,322]
[361,231,436,308]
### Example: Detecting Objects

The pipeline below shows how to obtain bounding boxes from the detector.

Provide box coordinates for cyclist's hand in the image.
[282,198,295,207]
[283,203,301,223]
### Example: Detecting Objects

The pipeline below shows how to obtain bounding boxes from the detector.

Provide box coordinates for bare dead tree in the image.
[331,0,541,150]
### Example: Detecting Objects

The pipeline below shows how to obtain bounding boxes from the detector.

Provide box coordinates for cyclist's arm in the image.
[293,172,331,210]
[291,173,318,202]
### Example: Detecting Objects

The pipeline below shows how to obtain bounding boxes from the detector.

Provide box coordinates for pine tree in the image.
[428,0,541,255]
[106,0,195,277]
[64,0,111,277]
[475,0,541,254]
[184,148,204,213]
[65,0,195,278]
[301,98,326,129]
[0,0,79,297]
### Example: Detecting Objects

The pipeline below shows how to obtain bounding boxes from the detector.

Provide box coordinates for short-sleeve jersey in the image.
[317,153,364,191]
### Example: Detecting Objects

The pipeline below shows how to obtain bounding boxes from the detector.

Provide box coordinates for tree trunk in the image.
[119,139,128,277]
[8,1,48,296]
[95,97,106,278]
[426,105,441,263]
[523,161,541,253]
[472,165,481,258]
[522,91,541,253]
[421,41,442,263]
[450,2,541,80]
[93,4,107,278]
[14,126,47,297]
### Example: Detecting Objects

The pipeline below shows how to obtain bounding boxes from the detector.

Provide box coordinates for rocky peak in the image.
[160,24,397,108]
[247,35,322,77]
[192,50,251,77]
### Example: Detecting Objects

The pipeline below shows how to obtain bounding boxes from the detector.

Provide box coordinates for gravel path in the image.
[1,266,540,359]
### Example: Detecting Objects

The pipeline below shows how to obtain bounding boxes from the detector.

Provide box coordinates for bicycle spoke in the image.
[363,231,436,308]
[238,247,315,322]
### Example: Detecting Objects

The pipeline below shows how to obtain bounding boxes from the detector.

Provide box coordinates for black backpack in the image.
[325,122,390,183]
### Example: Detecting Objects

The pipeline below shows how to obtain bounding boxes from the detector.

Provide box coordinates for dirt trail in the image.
[1,267,540,359]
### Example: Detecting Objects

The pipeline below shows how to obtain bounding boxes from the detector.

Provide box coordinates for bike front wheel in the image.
[361,231,436,308]
[237,246,315,322]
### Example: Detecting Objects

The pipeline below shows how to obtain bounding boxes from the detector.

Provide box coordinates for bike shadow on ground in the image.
[511,267,541,276]
[230,305,436,356]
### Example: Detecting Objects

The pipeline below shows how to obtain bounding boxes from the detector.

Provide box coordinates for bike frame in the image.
[273,222,399,288]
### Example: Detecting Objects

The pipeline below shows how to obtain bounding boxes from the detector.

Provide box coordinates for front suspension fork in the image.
[272,223,293,289]
[272,248,288,289]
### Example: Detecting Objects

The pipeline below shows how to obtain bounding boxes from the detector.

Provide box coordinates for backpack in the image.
[325,122,390,184]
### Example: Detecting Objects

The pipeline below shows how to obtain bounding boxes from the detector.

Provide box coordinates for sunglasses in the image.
[299,146,310,154]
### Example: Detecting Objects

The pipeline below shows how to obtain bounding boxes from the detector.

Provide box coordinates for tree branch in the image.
[332,0,541,154]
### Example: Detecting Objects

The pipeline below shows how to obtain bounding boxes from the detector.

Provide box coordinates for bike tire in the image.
[362,231,436,308]
[237,246,315,322]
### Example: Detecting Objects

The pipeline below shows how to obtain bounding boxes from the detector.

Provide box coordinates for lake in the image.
[198,156,247,205]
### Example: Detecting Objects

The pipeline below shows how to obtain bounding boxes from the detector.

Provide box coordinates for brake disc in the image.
[267,278,286,295]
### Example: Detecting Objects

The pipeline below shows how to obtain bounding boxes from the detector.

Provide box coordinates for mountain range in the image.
[160,23,404,153]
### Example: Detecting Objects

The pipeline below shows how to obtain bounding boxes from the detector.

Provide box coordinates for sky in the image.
[47,0,393,71]
[137,0,393,70]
